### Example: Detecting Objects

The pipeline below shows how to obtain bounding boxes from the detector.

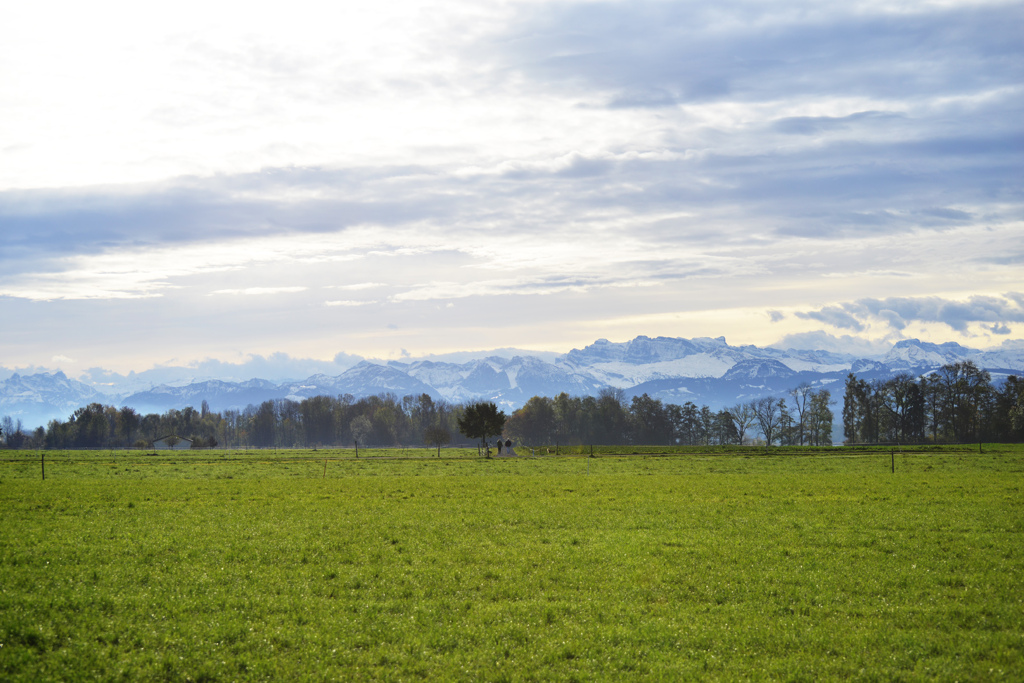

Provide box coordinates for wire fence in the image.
[1,443,1019,482]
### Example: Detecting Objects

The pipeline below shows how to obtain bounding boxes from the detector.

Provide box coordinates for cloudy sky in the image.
[1,0,1022,379]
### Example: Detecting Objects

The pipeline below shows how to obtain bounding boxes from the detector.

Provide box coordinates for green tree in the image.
[350,415,372,447]
[595,388,628,445]
[118,406,140,447]
[1009,380,1024,436]
[71,403,111,448]
[699,405,715,446]
[629,393,671,445]
[993,375,1024,441]
[843,374,878,444]
[878,374,925,443]
[935,361,993,442]
[250,401,277,447]
[505,396,556,446]
[712,409,741,445]
[553,393,580,445]
[457,402,507,453]
[300,395,335,446]
[806,389,834,446]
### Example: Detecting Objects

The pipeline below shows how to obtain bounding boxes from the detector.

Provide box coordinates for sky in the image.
[1,0,1022,381]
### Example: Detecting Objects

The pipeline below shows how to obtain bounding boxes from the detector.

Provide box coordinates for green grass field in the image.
[1,446,1022,681]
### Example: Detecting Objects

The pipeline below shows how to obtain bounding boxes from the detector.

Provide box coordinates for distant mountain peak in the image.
[5,334,1024,430]
[884,338,976,369]
[722,359,795,381]
[891,338,972,353]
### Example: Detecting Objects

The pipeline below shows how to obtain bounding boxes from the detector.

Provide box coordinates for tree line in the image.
[842,361,1024,444]
[503,387,834,447]
[5,362,1020,450]
[1,384,839,450]
[4,394,459,451]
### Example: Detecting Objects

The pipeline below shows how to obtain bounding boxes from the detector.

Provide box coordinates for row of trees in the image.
[10,394,460,451]
[3,385,836,450]
[9,362,1022,450]
[843,361,1024,444]
[0,416,40,450]
[503,387,834,447]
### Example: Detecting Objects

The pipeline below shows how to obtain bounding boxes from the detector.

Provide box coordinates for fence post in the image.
[891,448,894,474]
[41,450,45,481]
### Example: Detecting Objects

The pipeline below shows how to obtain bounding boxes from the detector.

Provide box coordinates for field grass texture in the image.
[1,446,1021,680]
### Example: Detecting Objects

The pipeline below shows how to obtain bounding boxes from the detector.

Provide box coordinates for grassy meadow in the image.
[1,445,1022,680]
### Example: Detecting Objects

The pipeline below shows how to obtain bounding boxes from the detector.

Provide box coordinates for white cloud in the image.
[0,228,425,301]
[0,0,1020,372]
[325,300,377,307]
[211,287,308,296]
[769,331,895,357]
[327,283,388,291]
[796,293,1024,335]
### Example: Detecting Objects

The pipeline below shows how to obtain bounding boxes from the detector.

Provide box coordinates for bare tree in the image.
[751,397,786,448]
[789,383,812,446]
[729,403,758,445]
[423,425,451,457]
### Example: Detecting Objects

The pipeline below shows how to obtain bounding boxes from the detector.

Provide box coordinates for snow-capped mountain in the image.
[123,379,282,415]
[977,340,1024,371]
[883,339,975,370]
[563,336,853,385]
[291,361,439,400]
[495,355,605,405]
[390,356,603,406]
[4,336,1024,429]
[0,371,105,429]
[882,338,1024,374]
[720,359,798,382]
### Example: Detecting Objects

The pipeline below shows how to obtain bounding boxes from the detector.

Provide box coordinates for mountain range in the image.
[3,336,1024,430]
